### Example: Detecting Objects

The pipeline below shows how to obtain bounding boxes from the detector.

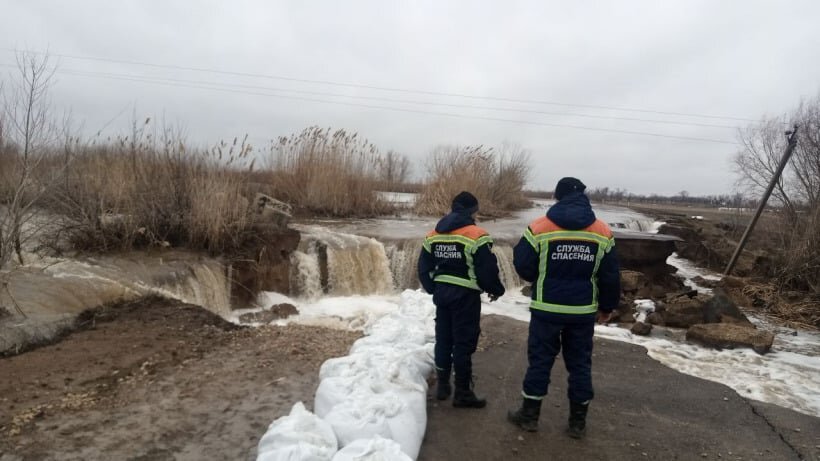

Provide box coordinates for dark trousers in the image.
[522,312,595,403]
[433,284,482,387]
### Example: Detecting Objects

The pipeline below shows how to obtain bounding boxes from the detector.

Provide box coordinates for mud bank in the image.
[0,297,359,460]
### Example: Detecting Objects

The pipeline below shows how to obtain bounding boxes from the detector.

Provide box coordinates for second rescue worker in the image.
[508,177,620,438]
[418,191,505,408]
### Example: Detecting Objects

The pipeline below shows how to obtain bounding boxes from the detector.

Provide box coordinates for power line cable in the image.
[2,63,736,145]
[1,48,757,122]
[16,64,741,130]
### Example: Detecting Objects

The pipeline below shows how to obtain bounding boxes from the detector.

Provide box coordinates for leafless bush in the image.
[415,143,531,216]
[490,142,531,210]
[266,126,391,216]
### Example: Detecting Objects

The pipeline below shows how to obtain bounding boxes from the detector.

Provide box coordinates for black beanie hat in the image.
[451,191,479,213]
[554,177,586,200]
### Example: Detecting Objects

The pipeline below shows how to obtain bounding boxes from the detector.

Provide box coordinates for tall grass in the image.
[266,126,391,216]
[414,144,531,216]
[39,124,258,254]
[2,123,408,257]
[3,118,538,258]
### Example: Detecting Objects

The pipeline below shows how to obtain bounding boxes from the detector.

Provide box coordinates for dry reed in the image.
[266,126,392,216]
[37,124,258,254]
[414,144,531,216]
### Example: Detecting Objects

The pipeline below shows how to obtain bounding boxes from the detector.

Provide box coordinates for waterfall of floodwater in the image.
[290,228,394,297]
[492,244,523,289]
[144,259,232,317]
[286,201,661,299]
[37,256,234,317]
[607,218,660,232]
[1,254,233,354]
[290,248,324,299]
[289,226,522,298]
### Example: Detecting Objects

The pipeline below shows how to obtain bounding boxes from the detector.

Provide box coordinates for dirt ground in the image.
[0,297,359,461]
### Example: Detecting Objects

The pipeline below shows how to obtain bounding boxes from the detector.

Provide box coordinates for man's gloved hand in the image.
[488,293,500,302]
[596,310,613,324]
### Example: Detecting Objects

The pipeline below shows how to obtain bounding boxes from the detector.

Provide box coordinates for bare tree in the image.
[790,98,820,208]
[378,150,411,187]
[0,51,61,269]
[734,117,797,218]
[734,94,820,295]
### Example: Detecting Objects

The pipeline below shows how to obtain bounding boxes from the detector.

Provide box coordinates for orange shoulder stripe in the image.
[529,216,562,234]
[427,225,488,239]
[529,216,613,238]
[449,225,488,239]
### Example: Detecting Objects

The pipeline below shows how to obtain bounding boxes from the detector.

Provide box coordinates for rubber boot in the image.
[567,400,589,439]
[435,370,452,401]
[507,397,541,432]
[452,378,486,408]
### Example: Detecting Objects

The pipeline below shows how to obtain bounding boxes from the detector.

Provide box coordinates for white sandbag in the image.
[379,389,427,459]
[323,348,430,390]
[348,342,434,383]
[322,395,398,445]
[314,374,365,418]
[313,292,435,459]
[256,402,338,461]
[323,387,426,460]
[331,436,413,461]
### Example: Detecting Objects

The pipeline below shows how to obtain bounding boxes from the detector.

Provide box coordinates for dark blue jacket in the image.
[513,192,620,322]
[418,207,505,297]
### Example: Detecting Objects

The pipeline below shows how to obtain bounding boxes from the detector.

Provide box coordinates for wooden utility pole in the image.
[724,125,799,276]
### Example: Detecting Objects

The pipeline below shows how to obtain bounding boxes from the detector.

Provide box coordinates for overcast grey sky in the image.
[2,1,819,195]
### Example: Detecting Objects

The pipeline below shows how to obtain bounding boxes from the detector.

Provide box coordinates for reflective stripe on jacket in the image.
[522,216,615,314]
[422,225,492,291]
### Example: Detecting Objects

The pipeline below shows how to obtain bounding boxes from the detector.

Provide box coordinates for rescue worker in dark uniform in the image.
[418,191,505,408]
[508,177,620,438]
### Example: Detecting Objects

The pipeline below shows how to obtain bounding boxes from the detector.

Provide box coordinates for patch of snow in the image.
[634,299,655,323]
[668,252,722,293]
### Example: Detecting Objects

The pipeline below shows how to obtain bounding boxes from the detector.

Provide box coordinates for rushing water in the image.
[289,200,658,298]
[289,227,523,298]
[303,199,657,242]
[0,252,233,354]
